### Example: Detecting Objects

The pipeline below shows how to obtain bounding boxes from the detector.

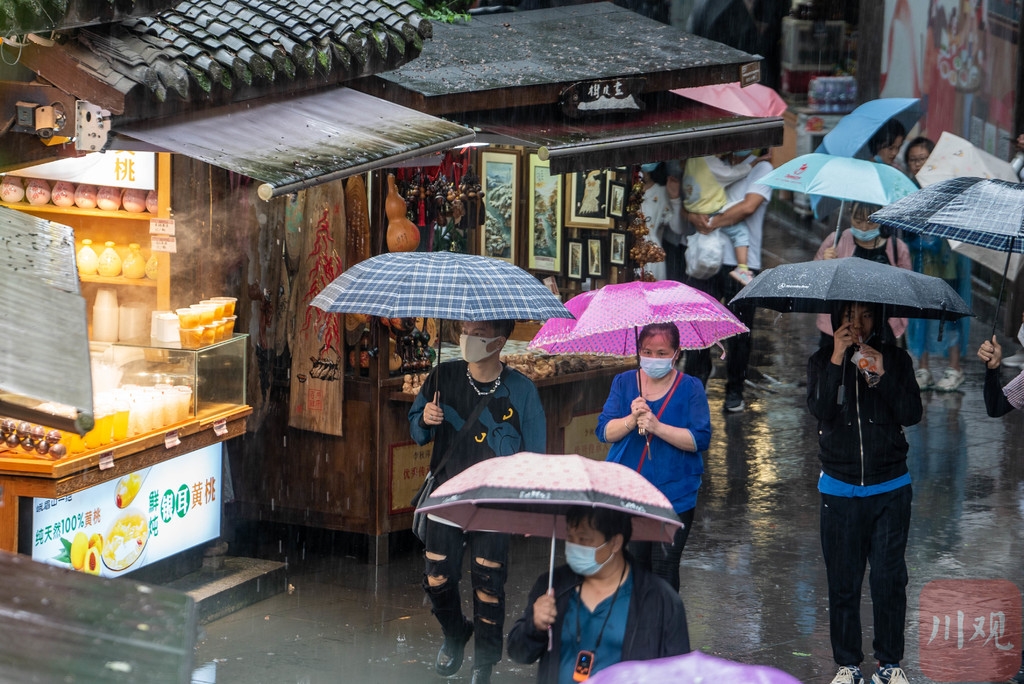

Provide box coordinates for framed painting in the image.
[565,169,614,229]
[527,154,563,272]
[566,239,585,280]
[607,181,627,219]
[609,231,627,266]
[479,150,519,262]
[587,237,605,278]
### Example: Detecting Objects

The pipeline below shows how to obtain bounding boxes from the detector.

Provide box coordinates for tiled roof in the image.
[23,0,431,109]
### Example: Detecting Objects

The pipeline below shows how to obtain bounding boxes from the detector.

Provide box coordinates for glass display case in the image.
[107,334,248,421]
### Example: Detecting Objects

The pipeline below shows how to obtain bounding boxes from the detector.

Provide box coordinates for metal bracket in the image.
[75,100,110,152]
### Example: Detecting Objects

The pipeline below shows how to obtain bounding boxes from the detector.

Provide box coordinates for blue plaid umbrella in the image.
[310,251,573,321]
[870,176,1024,333]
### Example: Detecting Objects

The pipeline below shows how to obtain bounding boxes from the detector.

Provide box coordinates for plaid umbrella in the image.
[870,177,1024,332]
[528,280,747,355]
[310,251,572,321]
[418,452,681,543]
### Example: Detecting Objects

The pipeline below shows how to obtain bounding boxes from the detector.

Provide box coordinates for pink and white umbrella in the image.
[418,452,680,543]
[528,280,747,355]
[673,82,787,118]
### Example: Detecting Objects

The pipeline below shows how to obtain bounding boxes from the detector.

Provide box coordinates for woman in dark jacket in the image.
[807,301,922,684]
[507,507,689,683]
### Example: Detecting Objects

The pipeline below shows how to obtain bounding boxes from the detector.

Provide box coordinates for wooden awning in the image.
[116,88,475,200]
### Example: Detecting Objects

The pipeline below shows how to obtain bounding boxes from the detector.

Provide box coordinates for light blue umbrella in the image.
[816,97,923,160]
[759,153,918,245]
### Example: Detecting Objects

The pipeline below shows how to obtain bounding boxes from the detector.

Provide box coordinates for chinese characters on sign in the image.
[391,441,433,512]
[919,579,1021,682]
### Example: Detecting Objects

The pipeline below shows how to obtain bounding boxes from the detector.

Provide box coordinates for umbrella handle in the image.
[547,528,556,651]
[993,247,1014,338]
[832,200,845,249]
[636,366,646,436]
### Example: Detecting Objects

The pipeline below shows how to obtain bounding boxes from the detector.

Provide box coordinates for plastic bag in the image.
[685,230,727,280]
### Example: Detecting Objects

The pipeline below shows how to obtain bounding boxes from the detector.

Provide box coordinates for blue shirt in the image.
[559,572,633,683]
[818,470,911,497]
[597,370,711,513]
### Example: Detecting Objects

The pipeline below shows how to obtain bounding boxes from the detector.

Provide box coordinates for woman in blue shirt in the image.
[597,322,711,591]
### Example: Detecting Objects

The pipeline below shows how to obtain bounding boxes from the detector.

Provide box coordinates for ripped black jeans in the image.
[424,518,510,667]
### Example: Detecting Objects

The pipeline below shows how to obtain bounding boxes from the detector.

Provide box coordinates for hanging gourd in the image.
[385,173,420,252]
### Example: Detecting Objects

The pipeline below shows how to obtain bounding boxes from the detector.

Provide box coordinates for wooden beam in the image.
[18,42,129,115]
[856,0,883,103]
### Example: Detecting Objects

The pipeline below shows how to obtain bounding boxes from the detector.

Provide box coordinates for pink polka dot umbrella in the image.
[528,280,747,355]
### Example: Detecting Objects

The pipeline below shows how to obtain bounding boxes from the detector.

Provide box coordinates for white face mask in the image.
[460,334,501,363]
[1017,323,1024,348]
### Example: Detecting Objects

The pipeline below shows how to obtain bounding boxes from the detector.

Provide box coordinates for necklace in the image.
[466,368,501,396]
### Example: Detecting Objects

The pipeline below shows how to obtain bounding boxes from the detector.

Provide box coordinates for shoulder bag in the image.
[410,392,494,542]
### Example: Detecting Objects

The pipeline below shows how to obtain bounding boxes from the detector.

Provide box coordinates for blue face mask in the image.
[850,227,881,243]
[565,540,612,576]
[639,356,674,379]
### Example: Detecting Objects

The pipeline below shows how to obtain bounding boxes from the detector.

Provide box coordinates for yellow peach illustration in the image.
[70,532,88,570]
[88,533,103,553]
[84,546,102,575]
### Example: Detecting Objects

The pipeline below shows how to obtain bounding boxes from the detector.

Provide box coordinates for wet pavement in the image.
[192,206,1024,683]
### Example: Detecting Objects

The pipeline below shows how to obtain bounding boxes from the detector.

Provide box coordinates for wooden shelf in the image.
[79,273,157,288]
[0,201,156,221]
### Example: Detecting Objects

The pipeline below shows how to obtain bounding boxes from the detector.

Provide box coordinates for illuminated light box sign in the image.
[28,443,222,577]
[6,150,156,190]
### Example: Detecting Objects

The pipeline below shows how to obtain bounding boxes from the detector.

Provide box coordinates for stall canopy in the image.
[0,208,92,433]
[354,3,784,173]
[117,88,476,200]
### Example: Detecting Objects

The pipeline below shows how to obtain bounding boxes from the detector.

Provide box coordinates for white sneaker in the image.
[1003,351,1024,368]
[935,368,965,392]
[914,368,933,390]
[871,665,910,684]
[831,665,864,684]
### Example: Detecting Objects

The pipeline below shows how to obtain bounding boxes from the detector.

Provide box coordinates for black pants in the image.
[627,507,694,593]
[423,518,509,667]
[683,265,757,398]
[820,486,912,667]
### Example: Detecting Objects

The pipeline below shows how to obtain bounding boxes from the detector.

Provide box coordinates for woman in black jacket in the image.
[807,301,922,684]
[507,507,689,683]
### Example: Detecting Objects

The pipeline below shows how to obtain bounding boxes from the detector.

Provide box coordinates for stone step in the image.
[165,556,286,624]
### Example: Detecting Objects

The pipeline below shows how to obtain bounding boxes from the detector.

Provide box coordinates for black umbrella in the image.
[728,258,972,321]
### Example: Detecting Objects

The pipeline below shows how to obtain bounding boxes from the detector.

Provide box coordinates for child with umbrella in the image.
[808,300,922,684]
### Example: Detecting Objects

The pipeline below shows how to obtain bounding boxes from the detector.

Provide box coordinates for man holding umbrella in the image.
[409,319,546,684]
[808,301,922,684]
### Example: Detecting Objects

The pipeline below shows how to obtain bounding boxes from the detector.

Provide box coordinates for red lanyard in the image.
[635,371,682,473]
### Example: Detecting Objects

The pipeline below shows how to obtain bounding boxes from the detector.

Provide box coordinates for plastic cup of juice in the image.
[112,399,130,441]
[173,386,193,422]
[223,315,237,337]
[190,304,217,326]
[63,430,86,454]
[176,307,201,329]
[83,404,113,449]
[211,297,237,316]
[201,324,218,346]
[179,326,202,349]
[214,319,229,342]
[200,300,226,320]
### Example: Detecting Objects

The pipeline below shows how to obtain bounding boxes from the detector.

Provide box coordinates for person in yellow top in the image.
[682,154,758,285]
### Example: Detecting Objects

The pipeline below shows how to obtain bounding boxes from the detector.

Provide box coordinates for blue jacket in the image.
[597,370,711,513]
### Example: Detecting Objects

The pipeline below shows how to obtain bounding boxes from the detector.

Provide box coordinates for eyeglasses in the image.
[908,155,930,164]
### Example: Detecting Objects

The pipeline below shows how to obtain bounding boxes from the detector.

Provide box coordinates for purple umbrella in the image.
[589,651,803,684]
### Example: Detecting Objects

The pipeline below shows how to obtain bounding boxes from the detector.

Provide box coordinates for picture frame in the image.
[609,231,627,266]
[587,237,605,278]
[527,154,563,272]
[479,149,520,262]
[566,239,585,280]
[565,169,614,229]
[607,181,627,219]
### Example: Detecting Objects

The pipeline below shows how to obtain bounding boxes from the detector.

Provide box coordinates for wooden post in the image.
[856,0,884,103]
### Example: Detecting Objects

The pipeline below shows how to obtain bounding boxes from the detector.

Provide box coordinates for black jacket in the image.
[984,366,1016,417]
[807,341,922,486]
[507,562,690,683]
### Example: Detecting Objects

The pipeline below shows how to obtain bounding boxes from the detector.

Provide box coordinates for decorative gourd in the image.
[51,181,76,207]
[25,178,51,205]
[385,174,419,252]
[74,184,98,209]
[0,176,24,203]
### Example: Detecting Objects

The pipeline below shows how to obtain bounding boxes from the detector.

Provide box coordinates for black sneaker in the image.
[724,393,745,413]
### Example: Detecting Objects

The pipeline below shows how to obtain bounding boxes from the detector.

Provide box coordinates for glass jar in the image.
[97,241,122,277]
[145,252,159,280]
[122,243,146,279]
[77,238,99,276]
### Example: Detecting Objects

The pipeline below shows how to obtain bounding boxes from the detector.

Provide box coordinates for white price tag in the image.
[164,430,181,449]
[98,452,114,470]
[149,217,175,235]
[151,235,177,254]
[213,419,228,437]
